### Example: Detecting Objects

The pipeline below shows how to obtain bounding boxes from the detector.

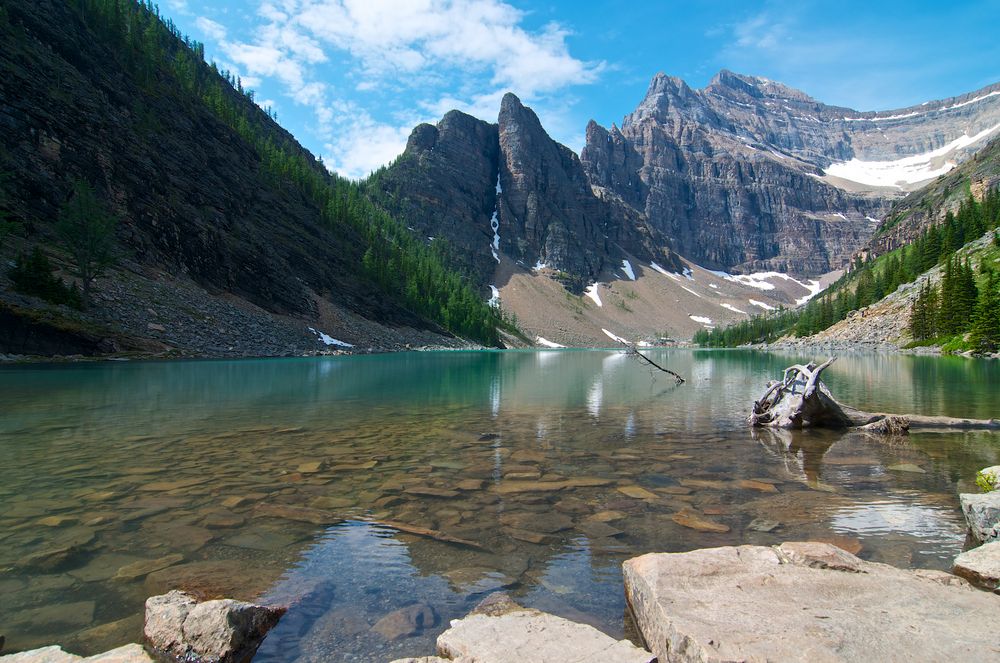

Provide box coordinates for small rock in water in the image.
[671,511,730,533]
[201,511,245,529]
[617,486,659,500]
[220,496,253,509]
[114,554,185,582]
[37,515,78,527]
[371,603,438,641]
[887,463,926,474]
[504,528,555,545]
[586,510,628,523]
[308,496,355,510]
[575,521,624,538]
[499,511,572,533]
[403,486,459,498]
[746,518,781,533]
[736,480,779,493]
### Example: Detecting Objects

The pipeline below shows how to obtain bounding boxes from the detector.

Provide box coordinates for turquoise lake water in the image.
[1,350,998,661]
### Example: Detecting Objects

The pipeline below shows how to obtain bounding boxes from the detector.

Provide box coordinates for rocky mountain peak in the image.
[707,69,816,104]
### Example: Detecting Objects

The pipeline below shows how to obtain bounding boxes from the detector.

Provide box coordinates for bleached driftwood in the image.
[749,357,1000,432]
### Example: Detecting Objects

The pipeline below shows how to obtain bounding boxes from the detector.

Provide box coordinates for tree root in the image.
[750,357,1000,433]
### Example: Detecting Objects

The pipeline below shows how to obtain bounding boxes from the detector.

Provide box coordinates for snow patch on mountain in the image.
[584,283,603,307]
[824,122,1000,188]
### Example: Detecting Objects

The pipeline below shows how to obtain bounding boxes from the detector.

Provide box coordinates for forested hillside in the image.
[0,0,503,353]
[695,187,1000,352]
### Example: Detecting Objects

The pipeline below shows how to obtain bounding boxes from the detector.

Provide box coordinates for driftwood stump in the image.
[750,357,1000,433]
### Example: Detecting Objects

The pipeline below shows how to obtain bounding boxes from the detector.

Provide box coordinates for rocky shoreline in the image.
[7,490,997,663]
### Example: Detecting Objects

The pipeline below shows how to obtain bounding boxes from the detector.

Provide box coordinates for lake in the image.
[1,350,998,661]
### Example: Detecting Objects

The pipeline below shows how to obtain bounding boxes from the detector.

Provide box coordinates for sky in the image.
[162,0,1000,179]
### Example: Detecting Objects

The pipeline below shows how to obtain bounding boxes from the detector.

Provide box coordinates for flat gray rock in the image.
[435,594,653,663]
[953,540,1000,590]
[624,542,1000,662]
[960,492,1000,543]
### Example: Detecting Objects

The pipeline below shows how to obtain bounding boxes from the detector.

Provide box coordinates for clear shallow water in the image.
[0,350,998,660]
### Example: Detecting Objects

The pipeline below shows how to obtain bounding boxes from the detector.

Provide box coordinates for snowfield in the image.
[825,122,1000,188]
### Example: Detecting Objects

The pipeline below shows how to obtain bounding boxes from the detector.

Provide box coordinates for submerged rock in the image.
[623,543,1000,662]
[143,590,285,663]
[371,603,438,641]
[434,593,654,663]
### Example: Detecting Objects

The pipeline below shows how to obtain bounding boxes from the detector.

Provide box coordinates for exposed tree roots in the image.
[750,357,1000,433]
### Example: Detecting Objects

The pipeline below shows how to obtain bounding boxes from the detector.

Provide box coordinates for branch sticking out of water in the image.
[614,340,685,384]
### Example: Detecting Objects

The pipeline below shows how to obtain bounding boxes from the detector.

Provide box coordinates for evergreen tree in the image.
[56,179,120,308]
[969,269,1000,352]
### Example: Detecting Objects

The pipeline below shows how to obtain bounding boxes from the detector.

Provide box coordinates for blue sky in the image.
[163,0,1000,179]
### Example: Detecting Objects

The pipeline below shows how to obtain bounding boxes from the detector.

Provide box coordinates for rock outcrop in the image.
[143,590,284,663]
[953,541,1000,591]
[0,644,152,663]
[960,492,1000,543]
[372,94,682,293]
[394,593,654,663]
[581,71,1000,275]
[623,542,1000,662]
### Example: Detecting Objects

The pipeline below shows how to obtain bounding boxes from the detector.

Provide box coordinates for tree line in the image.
[695,188,1000,350]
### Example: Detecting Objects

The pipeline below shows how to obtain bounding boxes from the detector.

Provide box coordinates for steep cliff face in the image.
[582,70,1000,276]
[373,93,682,292]
[372,111,500,283]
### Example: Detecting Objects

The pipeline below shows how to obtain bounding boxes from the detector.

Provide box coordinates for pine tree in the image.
[969,270,1000,352]
[56,179,120,308]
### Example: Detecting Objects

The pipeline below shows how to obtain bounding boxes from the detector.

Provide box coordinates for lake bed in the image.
[1,350,998,661]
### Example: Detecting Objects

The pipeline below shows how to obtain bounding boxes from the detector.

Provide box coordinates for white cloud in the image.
[201,0,601,178]
[194,16,227,41]
[290,1,600,96]
[165,0,191,15]
[322,111,413,179]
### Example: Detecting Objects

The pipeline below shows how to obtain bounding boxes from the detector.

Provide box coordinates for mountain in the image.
[581,70,1000,276]
[867,135,1000,256]
[371,93,683,294]
[0,0,498,356]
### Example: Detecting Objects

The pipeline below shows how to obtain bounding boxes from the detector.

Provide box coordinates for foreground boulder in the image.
[624,542,999,662]
[953,540,1000,591]
[392,593,653,663]
[0,644,152,663]
[144,591,284,663]
[960,492,1000,543]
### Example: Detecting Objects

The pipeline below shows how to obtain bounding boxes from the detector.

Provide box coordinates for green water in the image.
[0,350,998,661]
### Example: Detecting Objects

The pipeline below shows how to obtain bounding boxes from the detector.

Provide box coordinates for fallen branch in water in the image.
[612,339,684,384]
[749,357,1000,432]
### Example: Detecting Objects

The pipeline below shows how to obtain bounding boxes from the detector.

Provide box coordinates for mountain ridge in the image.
[581,69,1000,276]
